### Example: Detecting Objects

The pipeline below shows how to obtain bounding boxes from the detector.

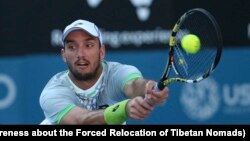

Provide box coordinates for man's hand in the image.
[126,96,154,120]
[145,80,169,105]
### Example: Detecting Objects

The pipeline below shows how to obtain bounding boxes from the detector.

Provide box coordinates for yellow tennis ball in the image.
[181,34,201,54]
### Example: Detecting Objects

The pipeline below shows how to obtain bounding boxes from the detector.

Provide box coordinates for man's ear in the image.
[100,45,106,60]
[61,48,66,63]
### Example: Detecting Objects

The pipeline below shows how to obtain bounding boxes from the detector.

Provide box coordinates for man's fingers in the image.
[146,87,169,105]
[127,97,154,120]
[145,80,156,91]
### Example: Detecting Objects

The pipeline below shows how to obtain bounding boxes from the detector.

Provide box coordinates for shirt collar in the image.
[66,70,104,97]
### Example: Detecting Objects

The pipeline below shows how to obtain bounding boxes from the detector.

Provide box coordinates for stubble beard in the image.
[67,58,101,81]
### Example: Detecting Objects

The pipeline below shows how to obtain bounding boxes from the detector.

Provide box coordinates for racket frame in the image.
[157,8,222,90]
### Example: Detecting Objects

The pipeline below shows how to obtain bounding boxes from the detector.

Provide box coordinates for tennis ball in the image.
[181,34,201,54]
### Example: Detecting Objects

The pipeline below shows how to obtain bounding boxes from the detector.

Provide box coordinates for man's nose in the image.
[77,46,86,57]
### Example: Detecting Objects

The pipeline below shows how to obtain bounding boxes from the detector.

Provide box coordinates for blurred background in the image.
[0,0,249,124]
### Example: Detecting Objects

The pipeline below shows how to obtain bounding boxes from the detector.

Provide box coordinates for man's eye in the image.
[86,44,94,48]
[66,44,76,50]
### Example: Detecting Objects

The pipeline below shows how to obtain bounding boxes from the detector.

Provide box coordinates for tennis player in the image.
[39,19,169,125]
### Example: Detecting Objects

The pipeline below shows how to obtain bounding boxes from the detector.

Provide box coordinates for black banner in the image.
[0,125,249,139]
[0,0,249,56]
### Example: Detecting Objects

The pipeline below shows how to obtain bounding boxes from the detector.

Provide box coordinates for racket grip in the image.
[157,81,165,91]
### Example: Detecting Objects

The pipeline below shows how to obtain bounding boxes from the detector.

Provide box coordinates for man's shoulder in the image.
[52,70,68,79]
[104,60,136,69]
[42,70,69,91]
[104,60,141,76]
[40,70,72,99]
[105,60,121,66]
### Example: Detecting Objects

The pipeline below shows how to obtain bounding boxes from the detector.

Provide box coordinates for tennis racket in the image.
[154,8,223,91]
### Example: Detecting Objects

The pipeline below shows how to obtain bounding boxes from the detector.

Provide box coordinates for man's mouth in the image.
[76,60,89,68]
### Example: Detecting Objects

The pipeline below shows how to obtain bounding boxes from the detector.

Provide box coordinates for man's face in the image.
[62,30,105,81]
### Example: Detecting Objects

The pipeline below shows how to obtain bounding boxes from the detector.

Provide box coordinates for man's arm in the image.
[59,106,105,125]
[123,78,149,98]
[59,77,168,124]
[59,97,154,125]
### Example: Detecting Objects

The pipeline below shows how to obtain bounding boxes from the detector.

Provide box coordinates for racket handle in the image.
[157,81,165,91]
